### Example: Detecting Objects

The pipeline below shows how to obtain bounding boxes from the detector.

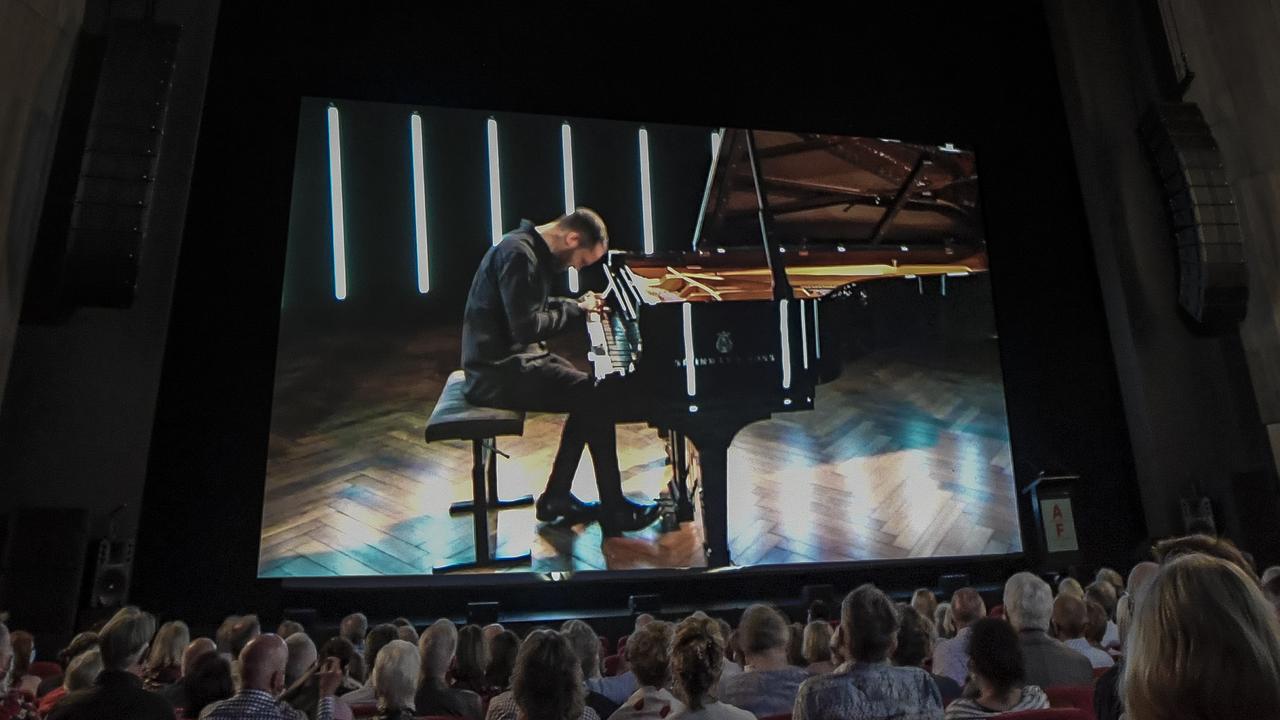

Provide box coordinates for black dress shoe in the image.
[599,499,661,537]
[535,493,599,524]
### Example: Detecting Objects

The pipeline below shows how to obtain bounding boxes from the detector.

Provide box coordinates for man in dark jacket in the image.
[49,608,175,720]
[461,208,658,536]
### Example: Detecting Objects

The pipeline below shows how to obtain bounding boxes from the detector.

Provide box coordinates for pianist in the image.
[460,208,660,536]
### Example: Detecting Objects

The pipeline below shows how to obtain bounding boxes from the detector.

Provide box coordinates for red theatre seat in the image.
[599,636,610,657]
[617,634,629,653]
[349,704,377,718]
[1092,666,1112,681]
[1046,685,1097,719]
[988,604,1005,619]
[28,661,62,679]
[759,714,792,720]
[603,653,623,677]
[998,710,1091,720]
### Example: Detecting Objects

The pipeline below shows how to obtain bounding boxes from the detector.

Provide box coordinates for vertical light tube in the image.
[638,127,655,254]
[780,299,792,390]
[813,301,821,359]
[410,112,430,293]
[326,105,348,301]
[682,302,696,397]
[487,117,503,246]
[710,131,721,159]
[799,299,809,370]
[562,122,579,292]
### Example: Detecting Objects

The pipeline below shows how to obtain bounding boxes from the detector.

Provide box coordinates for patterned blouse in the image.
[793,661,943,720]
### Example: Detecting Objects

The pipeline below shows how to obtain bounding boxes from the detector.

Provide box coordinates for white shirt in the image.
[668,700,756,720]
[1102,620,1121,650]
[1063,638,1115,669]
[607,686,685,720]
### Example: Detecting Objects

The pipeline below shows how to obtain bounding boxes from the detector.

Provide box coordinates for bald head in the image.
[949,588,986,628]
[1052,593,1087,639]
[181,638,217,676]
[240,634,289,694]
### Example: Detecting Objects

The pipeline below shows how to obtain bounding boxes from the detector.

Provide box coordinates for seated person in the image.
[718,605,810,716]
[368,640,418,720]
[891,605,961,705]
[667,617,753,720]
[488,630,600,720]
[802,622,835,675]
[415,620,482,720]
[1051,595,1113,669]
[794,585,943,720]
[943,618,1047,718]
[608,621,682,720]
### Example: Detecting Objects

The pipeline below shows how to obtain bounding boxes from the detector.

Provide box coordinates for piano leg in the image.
[678,417,763,569]
[667,431,695,523]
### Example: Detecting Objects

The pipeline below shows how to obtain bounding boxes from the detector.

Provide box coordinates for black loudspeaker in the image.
[466,602,500,626]
[88,539,134,608]
[0,508,90,644]
[628,594,662,615]
[22,21,179,321]
[1138,102,1247,325]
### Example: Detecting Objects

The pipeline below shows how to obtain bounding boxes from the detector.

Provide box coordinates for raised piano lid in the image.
[627,128,988,301]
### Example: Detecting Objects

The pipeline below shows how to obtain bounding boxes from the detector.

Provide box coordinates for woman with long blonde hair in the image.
[1123,553,1280,720]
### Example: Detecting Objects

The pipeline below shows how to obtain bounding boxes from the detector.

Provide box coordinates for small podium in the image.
[1022,473,1083,569]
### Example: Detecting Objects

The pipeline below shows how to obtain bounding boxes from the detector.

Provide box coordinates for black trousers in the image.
[466,354,644,508]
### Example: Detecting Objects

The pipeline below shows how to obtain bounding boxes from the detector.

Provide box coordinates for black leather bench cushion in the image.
[425,370,525,442]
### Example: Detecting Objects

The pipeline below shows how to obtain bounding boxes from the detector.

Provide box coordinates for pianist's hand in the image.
[578,291,608,314]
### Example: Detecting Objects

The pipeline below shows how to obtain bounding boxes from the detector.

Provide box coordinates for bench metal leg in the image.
[448,438,535,514]
[434,438,532,574]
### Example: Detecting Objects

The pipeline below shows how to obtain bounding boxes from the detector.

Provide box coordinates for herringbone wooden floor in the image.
[258,322,1020,577]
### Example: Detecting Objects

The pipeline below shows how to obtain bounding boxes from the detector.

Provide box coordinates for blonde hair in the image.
[146,621,190,670]
[64,649,103,692]
[1123,554,1280,720]
[99,607,157,671]
[911,589,938,620]
[1057,577,1085,599]
[802,621,833,664]
[371,640,418,712]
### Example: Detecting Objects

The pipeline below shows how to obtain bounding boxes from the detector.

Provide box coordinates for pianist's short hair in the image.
[557,208,608,247]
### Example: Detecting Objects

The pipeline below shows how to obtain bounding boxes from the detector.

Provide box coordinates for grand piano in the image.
[585,127,987,567]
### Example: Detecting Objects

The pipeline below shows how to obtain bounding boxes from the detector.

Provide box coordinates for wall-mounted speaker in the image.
[1138,102,1247,326]
[89,538,134,608]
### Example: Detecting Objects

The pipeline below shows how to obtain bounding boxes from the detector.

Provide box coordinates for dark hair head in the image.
[511,630,584,720]
[227,615,261,658]
[365,624,400,674]
[484,630,520,691]
[807,600,830,622]
[1084,601,1109,644]
[841,584,899,662]
[556,208,608,248]
[891,604,934,668]
[671,616,724,711]
[320,636,356,670]
[1153,534,1257,582]
[58,632,100,668]
[182,651,234,717]
[626,621,674,688]
[967,618,1025,694]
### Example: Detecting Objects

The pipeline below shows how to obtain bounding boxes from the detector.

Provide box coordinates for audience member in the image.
[1262,565,1280,586]
[228,615,263,660]
[48,607,174,720]
[560,620,619,718]
[37,649,101,717]
[482,624,505,649]
[340,614,368,653]
[719,605,809,716]
[786,622,806,667]
[36,632,99,697]
[1114,561,1159,642]
[179,652,233,719]
[715,618,742,679]
[942,618,1048,718]
[318,637,363,695]
[1123,553,1280,720]
[214,616,241,656]
[1262,574,1280,624]
[892,604,960,705]
[607,620,681,720]
[794,584,942,720]
[415,619,482,720]
[1003,572,1092,688]
[7,631,36,697]
[339,623,400,706]
[454,624,491,696]
[158,637,218,710]
[802,621,835,675]
[931,588,985,685]
[368,640,417,720]
[934,603,955,640]
[485,630,520,693]
[488,630,598,720]
[1057,577,1084,599]
[668,616,751,720]
[143,620,190,689]
[1082,601,1113,657]
[284,633,318,687]
[1151,534,1257,581]
[1095,567,1124,596]
[1084,580,1121,649]
[202,634,342,720]
[278,621,306,639]
[912,589,939,623]
[1050,594,1113,669]
[806,600,831,625]
[0,622,38,720]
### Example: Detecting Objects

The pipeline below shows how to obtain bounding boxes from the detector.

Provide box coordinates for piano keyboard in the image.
[586,310,638,380]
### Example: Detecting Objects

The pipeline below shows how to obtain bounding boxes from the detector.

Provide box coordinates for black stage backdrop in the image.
[136,1,1142,623]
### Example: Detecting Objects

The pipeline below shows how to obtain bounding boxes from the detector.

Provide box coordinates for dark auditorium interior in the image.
[2,2,1280,720]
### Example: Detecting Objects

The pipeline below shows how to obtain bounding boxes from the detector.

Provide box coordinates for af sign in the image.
[1040,497,1079,553]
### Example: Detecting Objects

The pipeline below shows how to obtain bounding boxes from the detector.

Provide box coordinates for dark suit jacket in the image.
[414,679,483,720]
[1018,629,1095,688]
[47,669,175,720]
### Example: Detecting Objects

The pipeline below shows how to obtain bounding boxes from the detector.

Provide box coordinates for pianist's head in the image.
[544,207,609,271]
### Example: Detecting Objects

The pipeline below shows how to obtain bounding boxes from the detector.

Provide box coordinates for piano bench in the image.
[424,370,534,573]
